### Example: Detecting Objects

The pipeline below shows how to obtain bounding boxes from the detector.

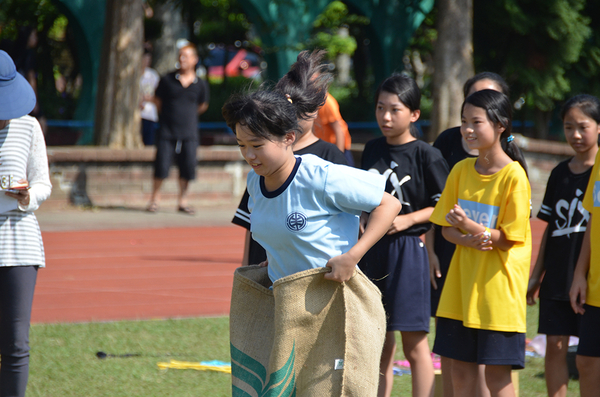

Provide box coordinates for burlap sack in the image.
[230,265,386,397]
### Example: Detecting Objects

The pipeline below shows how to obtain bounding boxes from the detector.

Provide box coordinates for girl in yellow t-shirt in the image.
[430,89,531,397]
[570,148,600,397]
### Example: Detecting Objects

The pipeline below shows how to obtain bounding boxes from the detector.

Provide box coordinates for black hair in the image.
[274,49,331,120]
[463,72,510,98]
[375,74,421,137]
[561,94,600,123]
[561,94,600,145]
[222,49,332,140]
[463,89,529,176]
[222,90,301,140]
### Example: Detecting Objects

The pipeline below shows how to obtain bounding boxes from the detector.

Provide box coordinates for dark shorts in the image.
[361,234,430,332]
[154,138,198,180]
[430,230,454,317]
[577,304,600,357]
[433,317,525,369]
[142,119,159,146]
[538,298,580,336]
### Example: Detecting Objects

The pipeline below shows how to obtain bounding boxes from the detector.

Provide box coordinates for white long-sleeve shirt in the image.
[0,115,52,267]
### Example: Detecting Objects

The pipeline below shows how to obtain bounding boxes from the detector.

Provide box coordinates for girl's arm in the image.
[388,207,434,234]
[325,192,401,282]
[445,204,516,251]
[425,228,441,289]
[241,230,251,266]
[330,120,346,152]
[13,120,52,211]
[526,224,549,305]
[441,226,492,251]
[570,216,592,314]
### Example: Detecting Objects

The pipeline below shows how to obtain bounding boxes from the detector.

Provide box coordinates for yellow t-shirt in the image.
[313,94,351,150]
[430,158,532,332]
[583,150,600,307]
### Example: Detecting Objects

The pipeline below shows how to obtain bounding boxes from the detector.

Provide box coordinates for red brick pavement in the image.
[32,220,546,324]
[32,226,245,323]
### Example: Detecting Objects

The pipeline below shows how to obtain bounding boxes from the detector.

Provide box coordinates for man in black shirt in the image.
[147,44,209,215]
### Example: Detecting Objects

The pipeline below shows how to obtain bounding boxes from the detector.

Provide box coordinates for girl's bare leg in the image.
[544,335,570,397]
[378,331,397,397]
[452,359,478,396]
[484,365,514,397]
[577,355,600,397]
[401,330,435,397]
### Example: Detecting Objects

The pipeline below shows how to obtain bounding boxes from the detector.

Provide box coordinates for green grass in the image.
[27,304,579,396]
[28,317,231,397]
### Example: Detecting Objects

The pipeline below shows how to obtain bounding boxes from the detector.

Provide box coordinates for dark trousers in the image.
[0,266,38,397]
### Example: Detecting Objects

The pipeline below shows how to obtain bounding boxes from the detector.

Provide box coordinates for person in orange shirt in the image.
[313,92,354,166]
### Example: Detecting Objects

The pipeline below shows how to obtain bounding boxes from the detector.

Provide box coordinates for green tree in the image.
[148,0,254,57]
[474,0,592,138]
[567,0,600,98]
[0,0,80,121]
[310,1,368,60]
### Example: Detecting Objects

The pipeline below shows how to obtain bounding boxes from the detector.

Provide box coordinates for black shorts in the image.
[430,231,454,317]
[154,138,198,180]
[577,304,600,357]
[361,234,430,332]
[538,298,580,336]
[433,317,525,369]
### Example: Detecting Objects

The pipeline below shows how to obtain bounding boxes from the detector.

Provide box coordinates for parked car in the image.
[203,46,264,79]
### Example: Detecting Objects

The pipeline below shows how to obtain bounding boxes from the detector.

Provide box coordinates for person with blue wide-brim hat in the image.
[0,50,36,120]
[0,49,52,397]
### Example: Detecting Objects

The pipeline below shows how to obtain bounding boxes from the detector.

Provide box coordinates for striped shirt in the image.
[0,115,52,267]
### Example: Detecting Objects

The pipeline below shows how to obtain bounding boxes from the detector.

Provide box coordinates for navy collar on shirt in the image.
[260,157,302,198]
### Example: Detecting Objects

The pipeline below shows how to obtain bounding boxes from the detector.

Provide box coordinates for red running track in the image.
[32,220,546,324]
[33,226,245,323]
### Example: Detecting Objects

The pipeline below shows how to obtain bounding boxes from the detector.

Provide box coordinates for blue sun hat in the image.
[0,50,36,120]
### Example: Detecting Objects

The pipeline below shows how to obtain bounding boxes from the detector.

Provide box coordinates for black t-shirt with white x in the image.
[361,137,449,236]
[538,159,593,301]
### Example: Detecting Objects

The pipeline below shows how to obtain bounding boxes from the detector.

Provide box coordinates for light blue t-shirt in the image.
[247,154,386,281]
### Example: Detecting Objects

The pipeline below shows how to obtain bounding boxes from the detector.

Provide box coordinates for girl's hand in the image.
[324,253,356,283]
[387,214,412,235]
[463,231,493,251]
[445,204,468,229]
[258,259,268,267]
[429,252,441,290]
[526,277,541,306]
[570,272,588,314]
[359,212,369,236]
[4,179,30,207]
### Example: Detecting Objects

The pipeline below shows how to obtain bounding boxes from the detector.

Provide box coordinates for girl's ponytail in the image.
[463,90,529,177]
[501,135,529,177]
[274,50,332,120]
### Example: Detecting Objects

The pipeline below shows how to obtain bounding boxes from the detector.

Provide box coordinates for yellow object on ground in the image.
[157,360,231,373]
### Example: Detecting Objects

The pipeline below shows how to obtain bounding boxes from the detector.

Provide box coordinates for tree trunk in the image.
[153,1,188,76]
[336,26,351,86]
[94,0,144,148]
[94,0,144,149]
[430,0,474,142]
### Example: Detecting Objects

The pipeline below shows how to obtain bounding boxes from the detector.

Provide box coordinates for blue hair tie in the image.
[506,134,514,143]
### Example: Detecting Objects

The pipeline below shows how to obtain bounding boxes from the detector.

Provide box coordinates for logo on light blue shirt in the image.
[594,182,600,208]
[458,199,499,228]
[286,212,307,231]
